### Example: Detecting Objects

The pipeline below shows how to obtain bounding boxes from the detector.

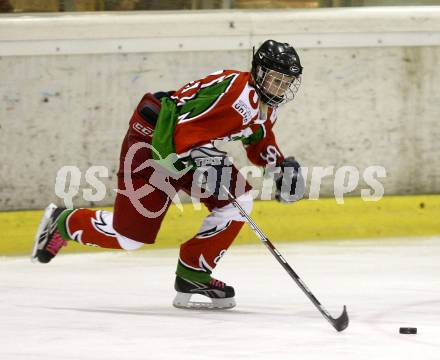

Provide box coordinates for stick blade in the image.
[332,305,349,332]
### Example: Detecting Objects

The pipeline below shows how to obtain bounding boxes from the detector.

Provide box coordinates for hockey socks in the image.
[33,206,145,262]
[173,220,243,309]
[63,209,146,250]
[177,220,244,277]
[60,209,123,249]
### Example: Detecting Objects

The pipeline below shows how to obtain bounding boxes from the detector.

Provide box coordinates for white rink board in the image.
[2,8,440,211]
[1,238,439,360]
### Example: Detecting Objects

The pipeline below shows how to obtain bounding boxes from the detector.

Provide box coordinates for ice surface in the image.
[1,237,439,360]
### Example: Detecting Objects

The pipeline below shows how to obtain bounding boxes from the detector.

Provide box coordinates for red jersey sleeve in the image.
[245,118,285,167]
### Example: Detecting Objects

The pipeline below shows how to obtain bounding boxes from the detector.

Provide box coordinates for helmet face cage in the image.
[255,64,301,107]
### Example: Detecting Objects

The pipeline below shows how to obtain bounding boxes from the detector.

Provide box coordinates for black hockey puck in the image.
[399,327,417,334]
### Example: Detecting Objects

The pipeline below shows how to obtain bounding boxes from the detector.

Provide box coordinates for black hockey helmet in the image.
[251,40,303,107]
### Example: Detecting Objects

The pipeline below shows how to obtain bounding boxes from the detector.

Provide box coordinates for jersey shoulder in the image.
[172,70,255,125]
[172,69,249,104]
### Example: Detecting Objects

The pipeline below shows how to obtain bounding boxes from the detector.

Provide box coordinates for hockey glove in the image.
[275,157,305,203]
[190,146,233,198]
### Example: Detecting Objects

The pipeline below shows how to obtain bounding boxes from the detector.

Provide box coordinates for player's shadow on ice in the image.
[40,305,310,321]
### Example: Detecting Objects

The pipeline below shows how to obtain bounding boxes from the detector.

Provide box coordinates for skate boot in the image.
[31,203,68,263]
[173,276,236,310]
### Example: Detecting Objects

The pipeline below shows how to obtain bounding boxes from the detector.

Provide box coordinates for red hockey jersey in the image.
[153,70,285,169]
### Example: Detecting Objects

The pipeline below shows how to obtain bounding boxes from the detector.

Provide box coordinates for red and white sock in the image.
[177,192,253,281]
[64,209,144,250]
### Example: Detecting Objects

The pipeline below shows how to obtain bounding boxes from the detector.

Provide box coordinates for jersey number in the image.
[260,145,281,166]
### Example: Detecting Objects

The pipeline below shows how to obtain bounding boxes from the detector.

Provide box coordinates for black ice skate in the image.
[173,276,236,310]
[31,203,68,263]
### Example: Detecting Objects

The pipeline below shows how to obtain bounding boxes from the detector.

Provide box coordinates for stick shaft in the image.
[224,187,341,328]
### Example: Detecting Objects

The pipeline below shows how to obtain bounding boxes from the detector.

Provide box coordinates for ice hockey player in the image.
[32,39,304,309]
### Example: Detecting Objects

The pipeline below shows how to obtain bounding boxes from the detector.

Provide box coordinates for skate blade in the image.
[173,292,236,310]
[30,203,57,263]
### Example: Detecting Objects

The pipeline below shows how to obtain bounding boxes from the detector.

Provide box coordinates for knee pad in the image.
[235,192,253,216]
[209,191,253,223]
[116,233,145,251]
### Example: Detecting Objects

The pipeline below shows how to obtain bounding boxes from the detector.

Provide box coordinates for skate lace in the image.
[210,278,225,289]
[46,232,67,255]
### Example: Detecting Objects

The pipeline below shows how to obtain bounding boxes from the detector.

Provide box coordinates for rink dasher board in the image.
[1,194,439,256]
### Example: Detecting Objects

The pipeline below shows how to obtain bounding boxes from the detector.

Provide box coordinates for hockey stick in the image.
[223,186,349,332]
